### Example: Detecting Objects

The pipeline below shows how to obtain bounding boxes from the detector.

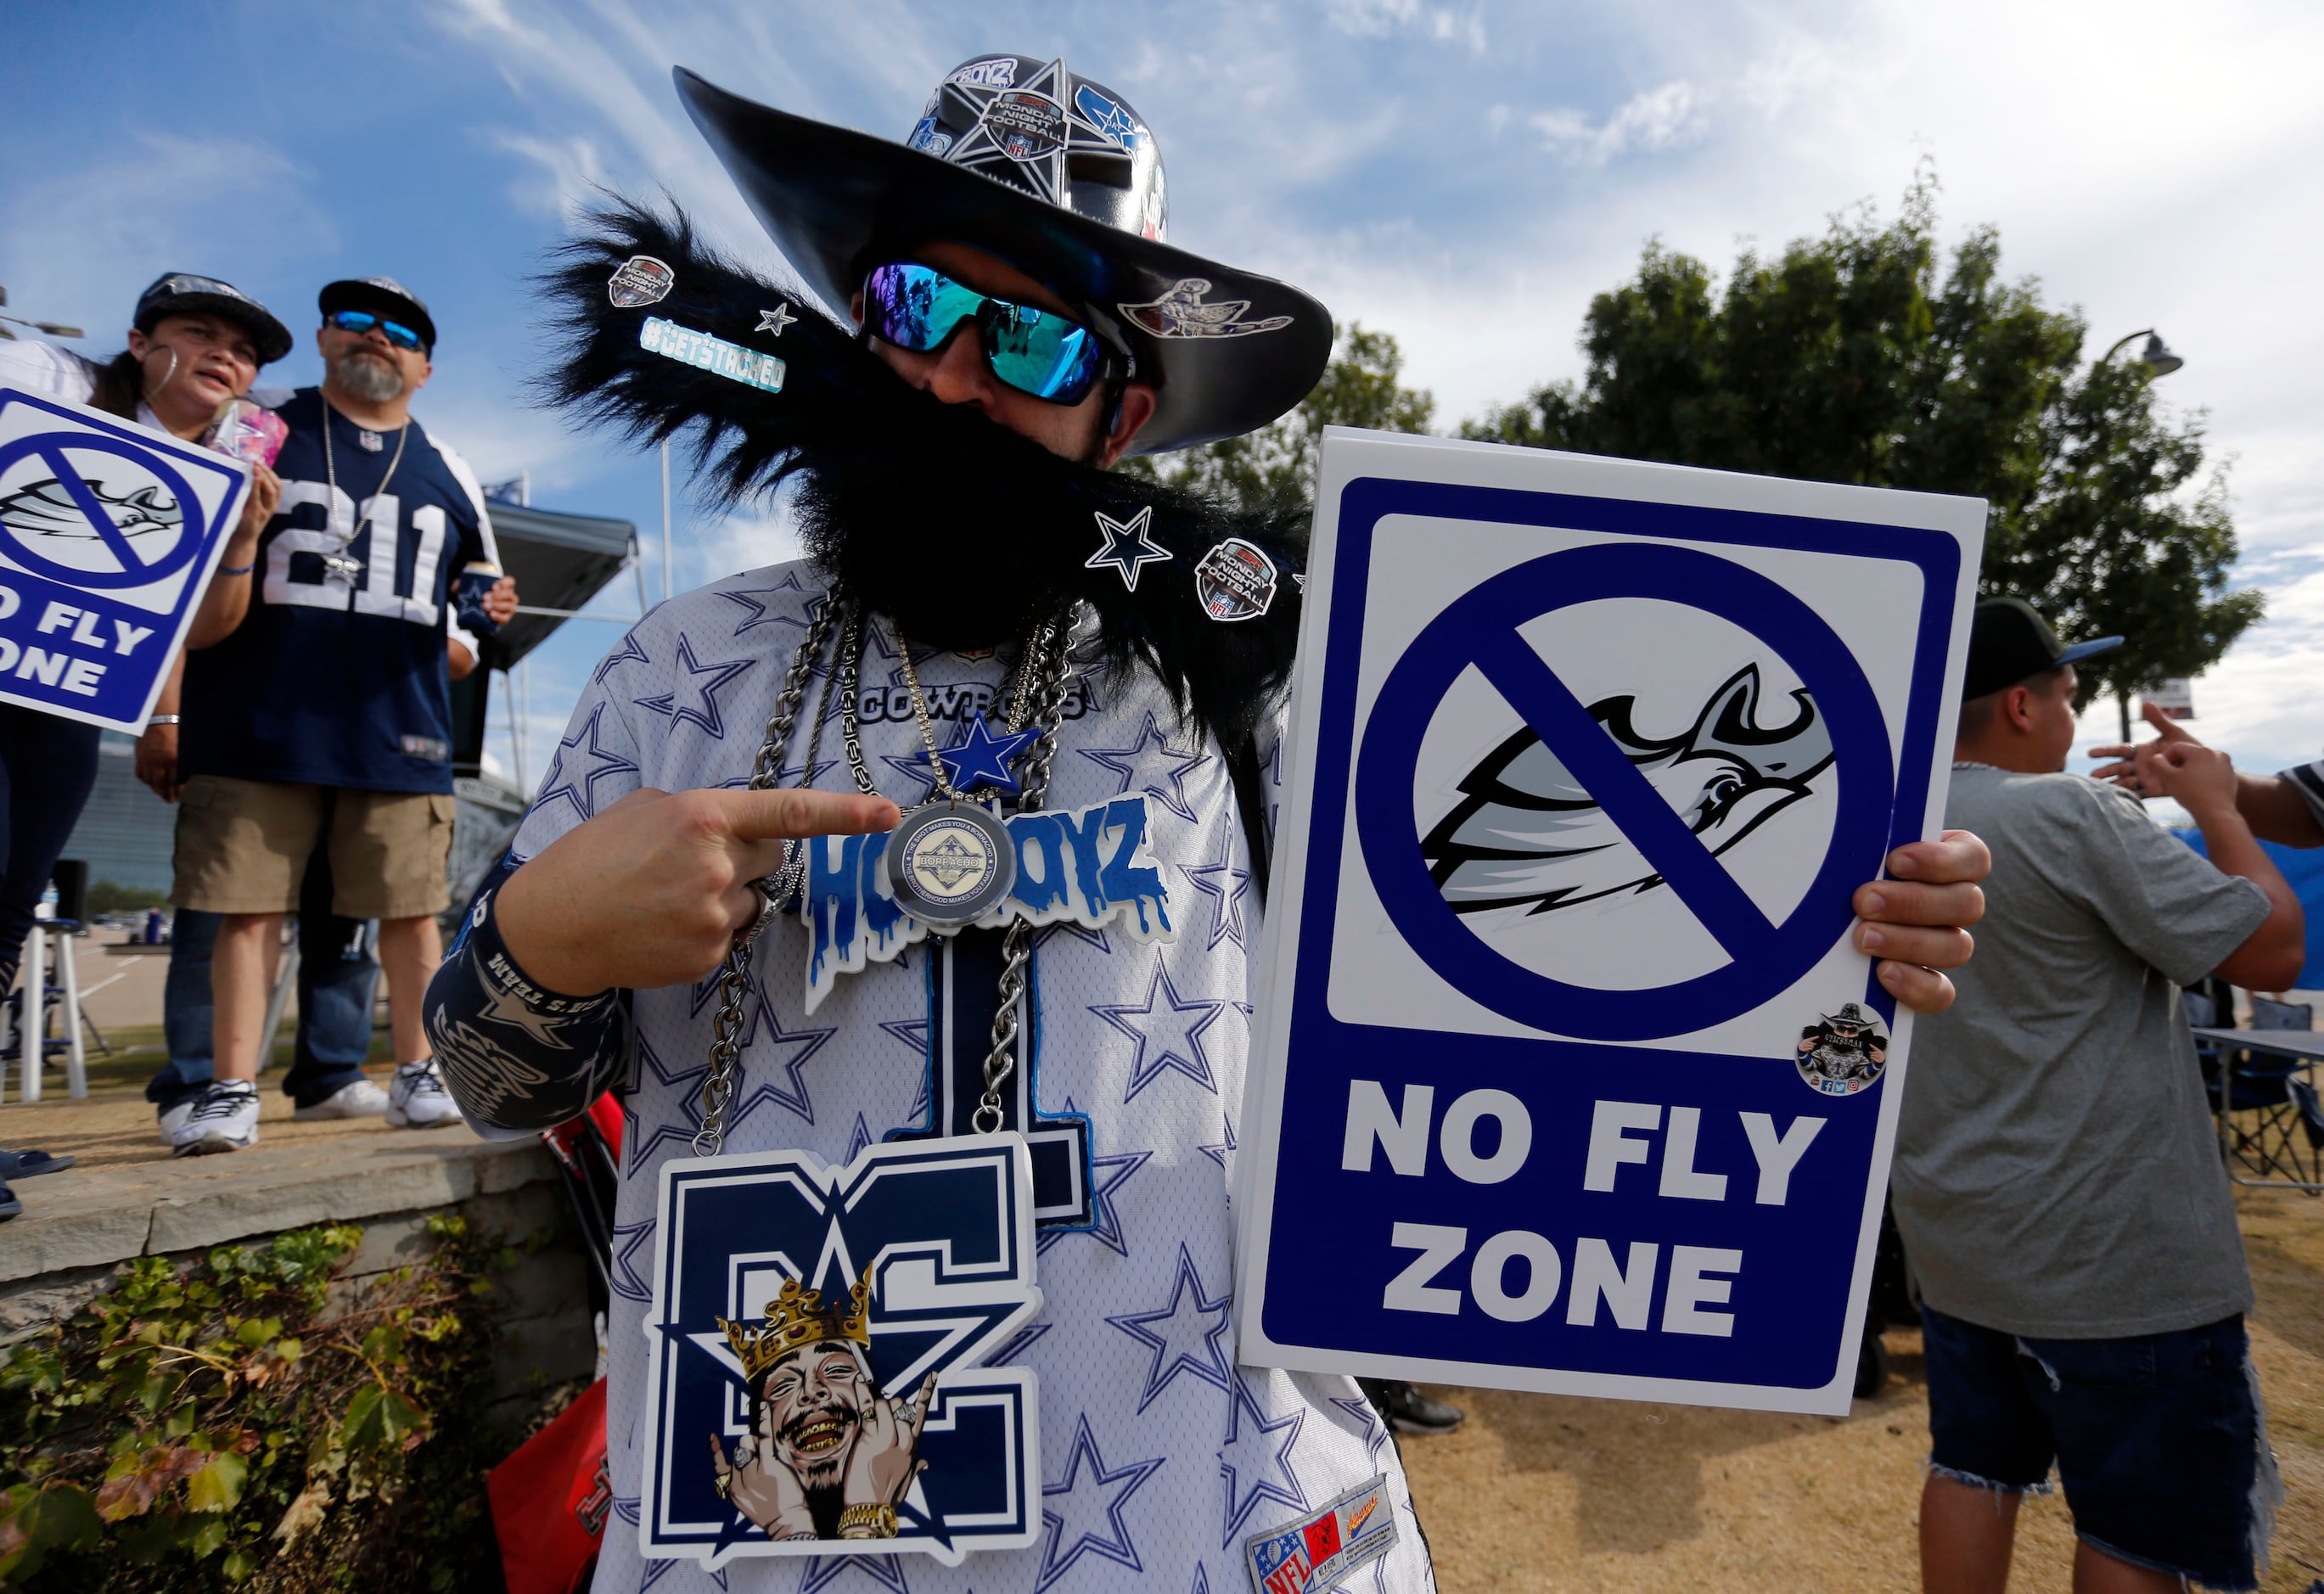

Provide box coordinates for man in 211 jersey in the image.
[169,276,519,1155]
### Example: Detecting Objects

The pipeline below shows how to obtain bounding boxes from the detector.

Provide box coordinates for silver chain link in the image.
[973,615,1076,1133]
[695,592,1078,1154]
[694,589,845,1158]
[890,625,968,803]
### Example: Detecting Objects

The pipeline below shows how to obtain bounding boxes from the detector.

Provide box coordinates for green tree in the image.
[1126,323,1435,513]
[1464,173,2255,732]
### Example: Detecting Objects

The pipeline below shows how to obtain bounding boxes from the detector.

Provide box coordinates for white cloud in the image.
[0,134,335,345]
[1319,0,1486,51]
[1530,81,1707,165]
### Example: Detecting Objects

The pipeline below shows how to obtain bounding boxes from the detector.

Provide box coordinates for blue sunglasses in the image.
[861,261,1114,405]
[325,308,425,352]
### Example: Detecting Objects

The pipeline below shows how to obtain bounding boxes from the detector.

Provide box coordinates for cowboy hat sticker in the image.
[1118,278,1294,339]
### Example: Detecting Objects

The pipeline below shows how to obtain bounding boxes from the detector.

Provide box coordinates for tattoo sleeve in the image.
[425,855,632,1132]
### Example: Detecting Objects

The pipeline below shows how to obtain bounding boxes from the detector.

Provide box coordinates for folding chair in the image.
[2217,996,2324,1193]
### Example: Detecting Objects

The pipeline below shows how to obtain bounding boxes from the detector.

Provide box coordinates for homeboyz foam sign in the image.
[1234,429,1982,1414]
[0,386,251,733]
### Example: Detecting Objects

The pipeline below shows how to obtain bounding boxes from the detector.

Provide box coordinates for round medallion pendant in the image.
[885,801,1018,929]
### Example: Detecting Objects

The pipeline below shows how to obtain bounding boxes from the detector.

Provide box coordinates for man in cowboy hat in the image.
[428,53,1987,1590]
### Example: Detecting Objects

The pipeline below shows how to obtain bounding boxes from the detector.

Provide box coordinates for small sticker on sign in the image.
[1795,1001,1887,1096]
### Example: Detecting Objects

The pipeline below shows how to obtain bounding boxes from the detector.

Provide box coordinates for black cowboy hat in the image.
[674,55,1333,456]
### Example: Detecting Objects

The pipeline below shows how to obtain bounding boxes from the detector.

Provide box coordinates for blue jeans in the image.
[1923,1305,2277,1591]
[146,851,379,1110]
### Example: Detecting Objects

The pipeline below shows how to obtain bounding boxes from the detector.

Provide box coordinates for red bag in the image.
[487,1378,610,1594]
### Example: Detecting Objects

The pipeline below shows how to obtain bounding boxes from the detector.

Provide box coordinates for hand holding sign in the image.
[1855,831,1986,1013]
[0,386,250,732]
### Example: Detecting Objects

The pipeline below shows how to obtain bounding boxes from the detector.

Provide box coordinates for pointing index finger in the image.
[720,788,900,844]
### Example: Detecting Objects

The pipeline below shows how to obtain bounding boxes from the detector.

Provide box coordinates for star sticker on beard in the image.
[1085,505,1173,592]
[935,57,1133,208]
[755,302,796,337]
[931,711,1041,795]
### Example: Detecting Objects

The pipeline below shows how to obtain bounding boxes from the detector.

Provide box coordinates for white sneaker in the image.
[385,1059,463,1129]
[170,1081,261,1157]
[156,1099,195,1142]
[293,1079,390,1121]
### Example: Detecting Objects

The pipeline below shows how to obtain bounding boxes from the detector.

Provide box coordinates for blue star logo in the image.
[620,1032,711,1172]
[1183,826,1254,951]
[1091,961,1227,1101]
[592,629,649,684]
[1040,1144,1150,1257]
[1084,505,1173,592]
[1079,710,1210,822]
[632,632,755,740]
[1108,1243,1234,1410]
[930,711,1041,794]
[1036,1414,1165,1591]
[1219,1372,1307,1549]
[530,700,638,826]
[755,302,797,337]
[716,570,812,636]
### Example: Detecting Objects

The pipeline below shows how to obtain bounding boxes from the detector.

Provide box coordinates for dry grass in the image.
[1401,1187,2324,1592]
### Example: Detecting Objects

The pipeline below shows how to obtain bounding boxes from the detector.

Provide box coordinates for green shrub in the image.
[0,1218,518,1591]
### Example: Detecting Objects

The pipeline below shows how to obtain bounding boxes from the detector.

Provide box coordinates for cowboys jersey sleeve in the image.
[180,388,498,793]
[427,564,1439,1593]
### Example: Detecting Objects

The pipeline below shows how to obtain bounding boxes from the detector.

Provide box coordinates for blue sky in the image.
[7,0,2322,784]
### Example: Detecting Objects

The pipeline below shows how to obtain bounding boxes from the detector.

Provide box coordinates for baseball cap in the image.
[1962,597,2123,699]
[132,272,293,365]
[317,277,436,353]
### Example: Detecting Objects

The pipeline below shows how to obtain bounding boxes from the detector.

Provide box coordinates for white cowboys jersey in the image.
[511,564,1437,1593]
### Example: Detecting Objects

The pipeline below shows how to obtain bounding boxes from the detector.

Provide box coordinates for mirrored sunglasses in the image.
[325,309,425,352]
[861,262,1109,406]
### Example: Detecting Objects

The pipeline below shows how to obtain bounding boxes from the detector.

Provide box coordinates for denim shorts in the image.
[1921,1306,2279,1591]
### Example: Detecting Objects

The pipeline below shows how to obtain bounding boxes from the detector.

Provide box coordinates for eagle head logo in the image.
[1422,664,1834,916]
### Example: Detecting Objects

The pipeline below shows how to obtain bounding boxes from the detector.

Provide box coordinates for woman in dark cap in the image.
[0,272,290,1216]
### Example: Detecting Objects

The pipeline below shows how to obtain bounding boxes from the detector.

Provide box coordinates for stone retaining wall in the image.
[0,1134,596,1420]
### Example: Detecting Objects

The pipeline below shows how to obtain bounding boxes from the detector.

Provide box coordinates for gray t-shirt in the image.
[1892,767,2268,1338]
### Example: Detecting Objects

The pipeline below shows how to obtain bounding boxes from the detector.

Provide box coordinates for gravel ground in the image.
[1399,1187,2324,1592]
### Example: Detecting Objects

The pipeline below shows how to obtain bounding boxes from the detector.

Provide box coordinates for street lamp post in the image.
[2092,329,2186,739]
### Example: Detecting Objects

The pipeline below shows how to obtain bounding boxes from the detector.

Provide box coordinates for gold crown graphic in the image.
[719,1270,873,1383]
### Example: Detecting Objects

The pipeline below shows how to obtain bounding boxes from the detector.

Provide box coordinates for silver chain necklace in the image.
[694,594,1075,1156]
[318,392,410,581]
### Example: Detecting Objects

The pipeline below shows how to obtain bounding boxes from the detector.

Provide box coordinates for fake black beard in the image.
[537,198,1307,747]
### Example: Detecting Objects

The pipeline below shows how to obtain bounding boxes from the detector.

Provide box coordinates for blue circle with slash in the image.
[0,433,207,588]
[1354,541,1894,1041]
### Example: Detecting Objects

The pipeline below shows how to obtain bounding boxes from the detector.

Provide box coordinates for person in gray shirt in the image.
[1896,597,2303,1594]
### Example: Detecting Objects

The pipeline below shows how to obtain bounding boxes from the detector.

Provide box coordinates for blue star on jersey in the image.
[931,712,1041,794]
[1084,506,1173,592]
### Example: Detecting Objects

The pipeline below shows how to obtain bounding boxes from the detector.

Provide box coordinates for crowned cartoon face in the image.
[757,1338,874,1489]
